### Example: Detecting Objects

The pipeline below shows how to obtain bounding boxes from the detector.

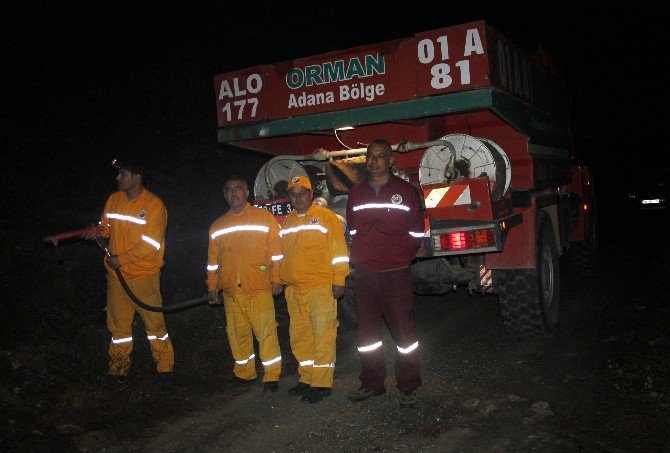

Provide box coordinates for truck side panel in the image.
[214,21,492,129]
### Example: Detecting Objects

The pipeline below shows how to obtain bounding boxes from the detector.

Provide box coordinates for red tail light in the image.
[440,228,496,251]
[450,232,467,250]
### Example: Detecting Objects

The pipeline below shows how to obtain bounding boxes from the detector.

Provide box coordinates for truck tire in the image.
[493,216,560,337]
[337,275,357,328]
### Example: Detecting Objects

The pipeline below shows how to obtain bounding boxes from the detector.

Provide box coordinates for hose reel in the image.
[418,134,511,201]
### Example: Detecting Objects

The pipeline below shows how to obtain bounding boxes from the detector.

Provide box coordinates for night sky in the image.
[3,0,664,231]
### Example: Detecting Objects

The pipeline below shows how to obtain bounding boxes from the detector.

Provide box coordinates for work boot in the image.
[288,382,310,396]
[157,372,175,386]
[301,387,332,404]
[263,381,279,393]
[347,386,386,402]
[399,390,417,408]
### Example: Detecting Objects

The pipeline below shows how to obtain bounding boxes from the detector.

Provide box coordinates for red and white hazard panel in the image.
[479,264,494,293]
[424,185,471,208]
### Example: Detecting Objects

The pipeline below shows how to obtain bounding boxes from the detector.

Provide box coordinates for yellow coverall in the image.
[100,188,174,376]
[207,203,283,382]
[279,203,349,388]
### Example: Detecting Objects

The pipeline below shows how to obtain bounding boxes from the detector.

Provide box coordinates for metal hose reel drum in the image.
[253,158,326,201]
[254,159,308,201]
[418,134,512,201]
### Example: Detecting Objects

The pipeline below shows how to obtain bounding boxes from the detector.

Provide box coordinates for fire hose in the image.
[43,228,211,313]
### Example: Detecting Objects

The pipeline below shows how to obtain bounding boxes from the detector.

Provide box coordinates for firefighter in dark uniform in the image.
[345,139,425,407]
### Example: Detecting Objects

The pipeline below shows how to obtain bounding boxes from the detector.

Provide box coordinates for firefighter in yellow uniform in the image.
[96,159,174,388]
[207,175,283,392]
[280,175,350,403]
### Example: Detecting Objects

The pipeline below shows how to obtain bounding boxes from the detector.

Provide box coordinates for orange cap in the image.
[287,175,312,191]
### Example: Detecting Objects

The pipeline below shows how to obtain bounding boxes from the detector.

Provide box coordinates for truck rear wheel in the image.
[493,216,560,336]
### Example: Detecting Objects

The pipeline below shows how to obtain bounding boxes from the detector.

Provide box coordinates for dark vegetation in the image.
[0,146,272,450]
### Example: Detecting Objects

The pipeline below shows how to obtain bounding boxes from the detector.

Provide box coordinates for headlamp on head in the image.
[111,158,144,176]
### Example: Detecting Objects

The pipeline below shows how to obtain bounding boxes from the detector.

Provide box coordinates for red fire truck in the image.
[213,20,596,337]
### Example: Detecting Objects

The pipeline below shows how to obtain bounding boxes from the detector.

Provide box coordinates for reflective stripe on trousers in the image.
[223,289,282,382]
[285,284,338,388]
[353,266,421,392]
[106,273,174,375]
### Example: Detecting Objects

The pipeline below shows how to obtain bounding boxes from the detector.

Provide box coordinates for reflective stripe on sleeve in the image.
[299,359,314,366]
[211,225,269,239]
[141,235,161,250]
[271,255,284,261]
[358,340,383,352]
[207,264,219,271]
[409,231,424,238]
[332,256,349,265]
[397,341,419,354]
[112,336,133,344]
[313,363,335,368]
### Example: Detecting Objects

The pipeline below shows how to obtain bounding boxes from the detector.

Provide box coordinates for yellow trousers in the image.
[285,284,338,388]
[223,290,281,382]
[106,273,174,376]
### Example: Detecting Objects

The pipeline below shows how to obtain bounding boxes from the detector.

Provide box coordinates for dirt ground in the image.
[1,205,669,452]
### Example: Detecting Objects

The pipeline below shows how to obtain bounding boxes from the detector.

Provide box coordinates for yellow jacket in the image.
[207,203,282,294]
[100,188,167,281]
[279,203,349,291]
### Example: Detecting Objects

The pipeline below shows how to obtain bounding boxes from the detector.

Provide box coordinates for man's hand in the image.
[332,285,345,300]
[272,283,284,296]
[105,255,121,270]
[83,225,102,240]
[208,290,222,305]
[416,240,427,258]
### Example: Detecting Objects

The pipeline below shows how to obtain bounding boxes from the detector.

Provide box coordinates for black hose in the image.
[113,268,210,313]
[95,236,210,313]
